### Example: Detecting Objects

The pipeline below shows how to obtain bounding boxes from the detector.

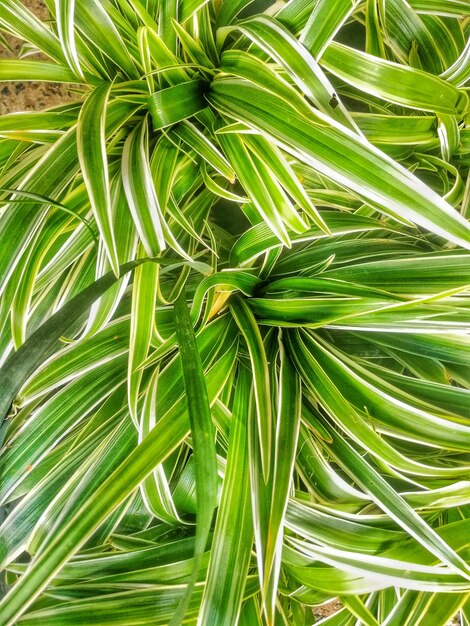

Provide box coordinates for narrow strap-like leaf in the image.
[0,336,237,626]
[198,366,253,625]
[55,0,84,79]
[228,14,358,131]
[121,120,166,256]
[216,0,258,26]
[77,82,120,275]
[127,246,158,425]
[171,289,218,625]
[300,0,358,59]
[74,0,139,78]
[173,121,235,181]
[263,336,301,619]
[159,0,178,52]
[0,60,78,83]
[441,36,470,87]
[0,0,66,63]
[148,80,208,130]
[293,387,470,580]
[0,259,171,445]
[217,132,290,246]
[209,78,470,249]
[230,296,272,481]
[321,42,469,115]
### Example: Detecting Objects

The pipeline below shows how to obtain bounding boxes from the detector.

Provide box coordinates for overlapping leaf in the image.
[0,1,469,625]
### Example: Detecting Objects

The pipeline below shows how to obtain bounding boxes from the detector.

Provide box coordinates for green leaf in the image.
[262,335,301,621]
[74,0,139,78]
[441,37,470,87]
[216,0,258,26]
[0,358,126,503]
[77,82,120,275]
[55,0,84,79]
[172,121,235,181]
[0,259,165,444]
[0,0,65,62]
[300,0,358,59]
[217,132,290,245]
[0,336,237,625]
[0,60,79,83]
[380,0,446,74]
[291,398,470,581]
[243,134,326,233]
[408,0,470,15]
[341,595,380,626]
[209,78,470,249]
[198,367,253,626]
[172,289,218,625]
[227,15,358,131]
[365,0,386,57]
[148,81,208,130]
[321,42,469,115]
[121,121,166,257]
[229,296,272,481]
[127,247,159,424]
[2,3,470,623]
[352,113,437,145]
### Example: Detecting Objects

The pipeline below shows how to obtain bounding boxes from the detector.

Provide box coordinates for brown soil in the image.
[313,599,342,620]
[0,0,75,115]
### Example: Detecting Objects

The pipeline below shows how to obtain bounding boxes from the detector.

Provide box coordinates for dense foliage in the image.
[0,0,470,624]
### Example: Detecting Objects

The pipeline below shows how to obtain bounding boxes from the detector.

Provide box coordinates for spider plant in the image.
[0,0,469,624]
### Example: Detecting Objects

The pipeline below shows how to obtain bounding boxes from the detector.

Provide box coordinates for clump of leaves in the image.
[0,1,470,625]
